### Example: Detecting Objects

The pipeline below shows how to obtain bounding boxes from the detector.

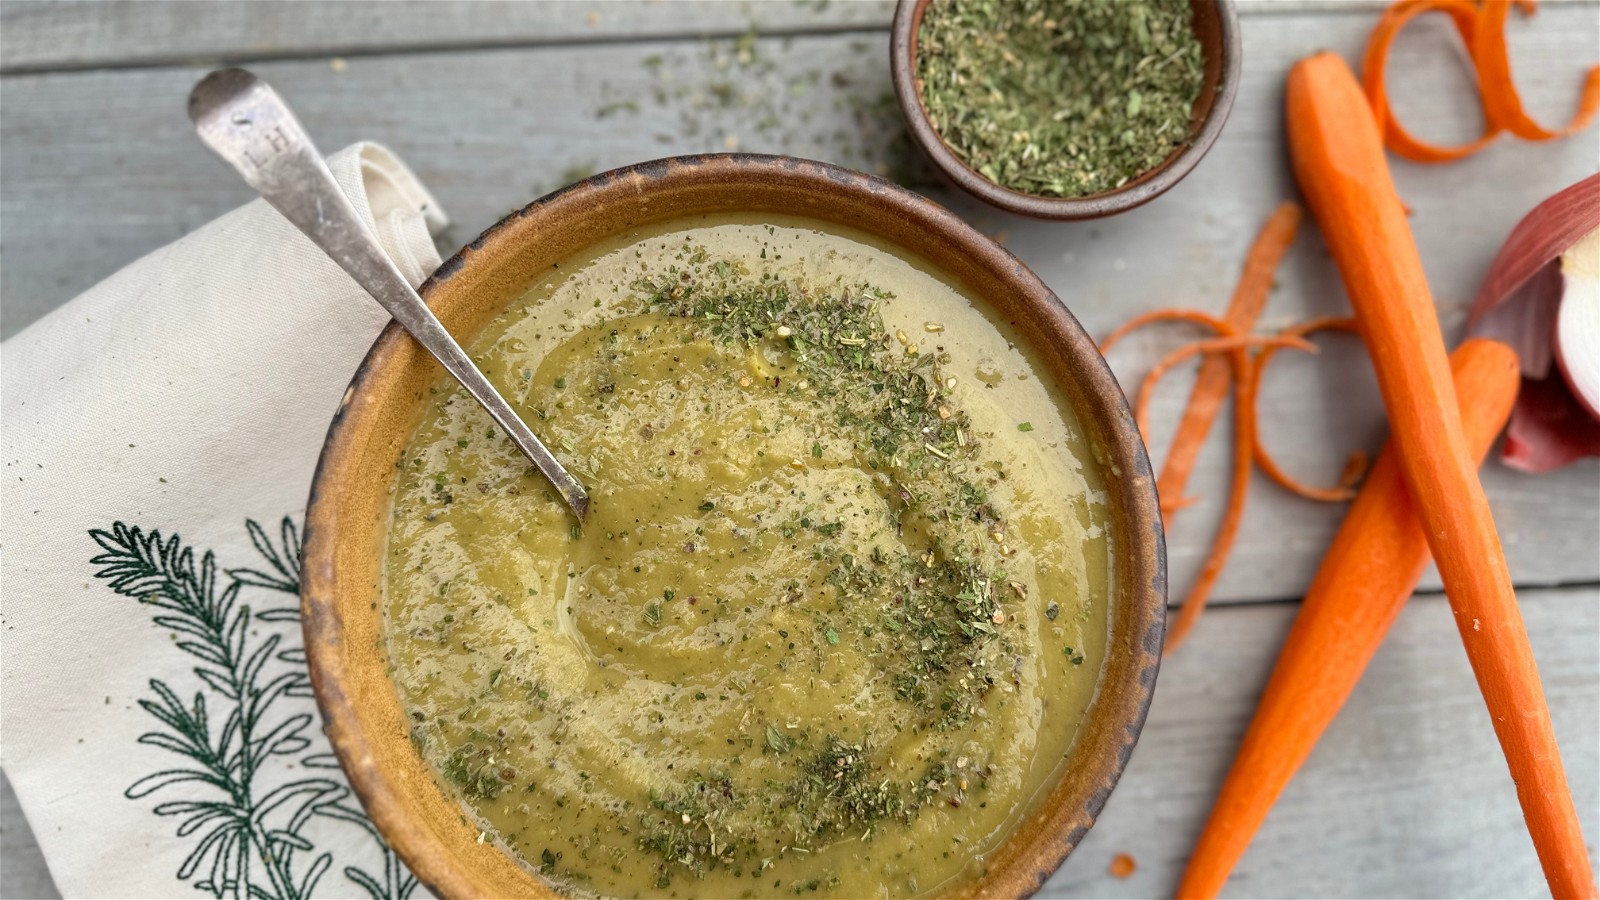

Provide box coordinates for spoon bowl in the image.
[187,67,589,519]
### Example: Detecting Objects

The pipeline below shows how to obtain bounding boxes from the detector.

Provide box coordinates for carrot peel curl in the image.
[1130,333,1316,655]
[1362,0,1600,163]
[1250,318,1372,503]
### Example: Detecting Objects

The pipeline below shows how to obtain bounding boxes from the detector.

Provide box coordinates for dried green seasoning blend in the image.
[915,0,1205,198]
[382,219,1113,898]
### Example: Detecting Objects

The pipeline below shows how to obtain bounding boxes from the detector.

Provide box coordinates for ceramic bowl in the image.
[890,0,1241,220]
[301,154,1166,898]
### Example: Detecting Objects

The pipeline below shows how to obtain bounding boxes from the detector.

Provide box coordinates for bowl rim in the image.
[301,153,1166,899]
[890,0,1242,220]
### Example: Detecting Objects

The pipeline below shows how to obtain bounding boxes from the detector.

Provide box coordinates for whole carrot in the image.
[1177,339,1521,899]
[1286,52,1594,898]
[1156,202,1301,520]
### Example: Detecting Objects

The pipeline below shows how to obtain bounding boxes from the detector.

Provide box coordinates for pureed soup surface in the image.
[383,216,1113,899]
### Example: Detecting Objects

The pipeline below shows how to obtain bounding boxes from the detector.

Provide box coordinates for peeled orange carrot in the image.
[1177,339,1522,900]
[1287,51,1594,899]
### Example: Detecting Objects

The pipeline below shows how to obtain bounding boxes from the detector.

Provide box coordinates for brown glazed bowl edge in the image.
[301,153,1166,899]
[890,0,1242,220]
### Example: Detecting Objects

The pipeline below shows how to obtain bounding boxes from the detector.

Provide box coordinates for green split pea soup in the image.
[383,217,1113,898]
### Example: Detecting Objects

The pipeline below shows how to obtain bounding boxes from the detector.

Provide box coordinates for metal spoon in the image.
[188,68,588,521]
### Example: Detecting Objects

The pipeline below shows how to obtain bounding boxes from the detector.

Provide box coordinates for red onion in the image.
[1467,174,1600,473]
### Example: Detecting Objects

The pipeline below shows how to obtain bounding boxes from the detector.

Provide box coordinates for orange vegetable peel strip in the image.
[1287,51,1595,899]
[1162,358,1250,655]
[1101,203,1303,647]
[1133,335,1314,441]
[1177,339,1523,900]
[1362,0,1502,163]
[1162,494,1201,515]
[1363,0,1600,163]
[1131,333,1316,654]
[1335,451,1371,492]
[1473,0,1600,141]
[1154,203,1302,529]
[1099,308,1234,355]
[1102,308,1238,515]
[1250,317,1369,502]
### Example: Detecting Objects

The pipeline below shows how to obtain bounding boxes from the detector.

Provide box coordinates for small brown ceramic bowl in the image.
[891,0,1241,220]
[302,154,1165,899]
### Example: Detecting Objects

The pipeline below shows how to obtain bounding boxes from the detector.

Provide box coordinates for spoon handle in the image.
[187,68,588,521]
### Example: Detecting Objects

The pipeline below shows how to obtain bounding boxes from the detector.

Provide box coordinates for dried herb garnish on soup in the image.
[383,218,1114,897]
[915,0,1205,198]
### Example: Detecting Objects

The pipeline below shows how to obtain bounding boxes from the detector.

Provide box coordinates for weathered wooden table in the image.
[2,2,1595,897]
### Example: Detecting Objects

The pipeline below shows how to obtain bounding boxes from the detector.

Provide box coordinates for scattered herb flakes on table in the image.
[916,0,1204,198]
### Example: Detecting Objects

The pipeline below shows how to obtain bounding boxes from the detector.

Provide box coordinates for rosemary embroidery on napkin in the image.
[89,518,418,900]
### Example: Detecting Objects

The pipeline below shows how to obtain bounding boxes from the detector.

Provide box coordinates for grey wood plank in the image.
[0,771,60,900]
[0,0,1401,74]
[4,10,1596,599]
[1,589,1590,897]
[0,0,895,74]
[3,5,1596,897]
[1040,584,1600,899]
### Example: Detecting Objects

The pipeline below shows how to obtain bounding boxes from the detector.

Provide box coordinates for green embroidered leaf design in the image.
[90,517,417,900]
[231,518,302,593]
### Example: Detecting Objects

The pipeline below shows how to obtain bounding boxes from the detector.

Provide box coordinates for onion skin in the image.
[1468,175,1600,472]
[1502,372,1600,473]
[1554,229,1600,419]
[1471,174,1600,355]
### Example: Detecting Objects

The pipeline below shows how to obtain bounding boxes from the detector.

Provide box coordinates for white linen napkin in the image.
[2,143,446,899]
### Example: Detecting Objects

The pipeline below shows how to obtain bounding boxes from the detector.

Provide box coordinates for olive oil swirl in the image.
[622,259,1022,877]
[383,221,1109,899]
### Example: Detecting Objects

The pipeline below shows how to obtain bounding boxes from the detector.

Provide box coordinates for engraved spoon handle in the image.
[187,68,588,520]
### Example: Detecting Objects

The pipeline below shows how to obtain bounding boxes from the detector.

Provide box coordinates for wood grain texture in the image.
[12,587,1591,900]
[0,0,895,73]
[2,5,1597,896]
[1044,585,1600,899]
[0,0,1393,73]
[3,7,1596,598]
